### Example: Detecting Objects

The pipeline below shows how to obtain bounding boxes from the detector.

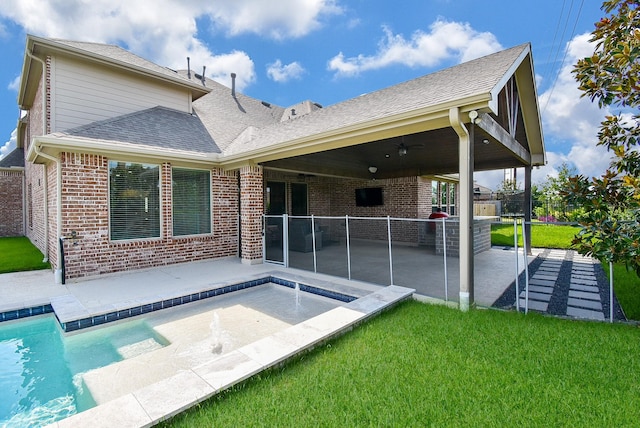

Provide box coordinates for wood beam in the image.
[477,112,531,165]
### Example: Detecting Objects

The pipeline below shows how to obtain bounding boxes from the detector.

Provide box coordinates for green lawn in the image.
[0,237,50,273]
[161,300,640,427]
[491,222,581,249]
[604,263,640,321]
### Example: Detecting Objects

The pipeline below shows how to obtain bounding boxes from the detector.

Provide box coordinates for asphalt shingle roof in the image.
[51,39,208,91]
[0,148,25,168]
[44,43,533,160]
[222,44,530,156]
[192,80,285,152]
[64,106,220,153]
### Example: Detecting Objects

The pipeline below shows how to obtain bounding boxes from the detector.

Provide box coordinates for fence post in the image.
[521,220,529,314]
[387,216,394,285]
[442,218,448,301]
[609,261,614,323]
[345,215,352,280]
[262,215,266,264]
[514,219,520,311]
[283,214,289,268]
[311,215,317,273]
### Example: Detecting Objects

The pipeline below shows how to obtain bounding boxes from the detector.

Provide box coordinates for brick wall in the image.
[239,165,263,263]
[435,218,492,256]
[263,171,432,244]
[0,170,24,236]
[58,153,239,279]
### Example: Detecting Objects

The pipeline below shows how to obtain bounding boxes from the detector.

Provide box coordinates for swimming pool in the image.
[0,315,168,427]
[0,280,351,427]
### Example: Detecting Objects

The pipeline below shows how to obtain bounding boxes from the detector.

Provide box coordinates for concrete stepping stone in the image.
[527,285,554,294]
[570,284,599,293]
[532,274,558,281]
[571,274,596,280]
[571,278,598,286]
[567,306,605,320]
[519,298,549,312]
[567,297,602,311]
[568,290,601,301]
[519,291,552,302]
[529,278,557,287]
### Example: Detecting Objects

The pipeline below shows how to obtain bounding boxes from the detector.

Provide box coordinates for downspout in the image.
[34,143,63,284]
[449,107,475,311]
[27,50,63,283]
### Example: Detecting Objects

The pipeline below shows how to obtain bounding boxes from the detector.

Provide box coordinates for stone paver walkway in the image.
[493,249,625,322]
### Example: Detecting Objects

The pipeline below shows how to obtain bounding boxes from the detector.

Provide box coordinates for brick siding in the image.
[264,171,433,244]
[58,153,239,279]
[0,170,24,236]
[239,165,263,262]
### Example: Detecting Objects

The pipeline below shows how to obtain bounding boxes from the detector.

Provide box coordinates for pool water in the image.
[0,315,168,427]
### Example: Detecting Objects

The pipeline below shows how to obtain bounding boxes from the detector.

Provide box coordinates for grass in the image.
[604,263,640,321]
[491,222,581,249]
[0,237,50,273]
[161,300,640,427]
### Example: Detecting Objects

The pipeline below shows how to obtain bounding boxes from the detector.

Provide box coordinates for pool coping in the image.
[0,270,367,332]
[45,284,414,428]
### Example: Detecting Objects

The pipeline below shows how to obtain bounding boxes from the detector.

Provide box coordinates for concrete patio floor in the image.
[1,243,528,316]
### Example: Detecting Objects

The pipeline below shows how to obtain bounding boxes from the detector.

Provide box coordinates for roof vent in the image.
[261,100,271,107]
[231,73,236,97]
[291,108,296,116]
[187,57,191,79]
[201,66,206,85]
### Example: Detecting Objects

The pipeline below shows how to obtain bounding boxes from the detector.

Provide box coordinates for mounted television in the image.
[355,187,383,207]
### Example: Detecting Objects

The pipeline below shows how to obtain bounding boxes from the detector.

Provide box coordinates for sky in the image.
[0,0,613,190]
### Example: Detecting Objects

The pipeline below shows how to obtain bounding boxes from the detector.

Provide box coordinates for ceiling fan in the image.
[395,137,424,157]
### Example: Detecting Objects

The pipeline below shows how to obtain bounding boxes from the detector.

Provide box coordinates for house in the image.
[1,34,544,310]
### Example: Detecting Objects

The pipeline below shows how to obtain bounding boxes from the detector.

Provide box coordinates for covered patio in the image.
[224,43,545,310]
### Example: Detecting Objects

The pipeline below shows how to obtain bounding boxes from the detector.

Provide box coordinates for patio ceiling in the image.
[261,112,532,180]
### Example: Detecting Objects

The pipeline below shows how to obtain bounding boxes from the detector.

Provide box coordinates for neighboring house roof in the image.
[62,106,220,154]
[0,148,25,168]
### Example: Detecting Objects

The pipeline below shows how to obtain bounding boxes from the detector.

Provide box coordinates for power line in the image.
[542,0,585,115]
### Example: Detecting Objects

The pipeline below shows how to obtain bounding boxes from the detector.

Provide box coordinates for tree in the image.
[565,0,640,276]
[535,163,580,221]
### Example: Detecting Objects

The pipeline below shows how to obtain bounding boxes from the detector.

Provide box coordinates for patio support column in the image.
[239,164,264,265]
[450,107,474,311]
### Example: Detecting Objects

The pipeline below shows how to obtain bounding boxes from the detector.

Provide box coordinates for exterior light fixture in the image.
[368,166,378,174]
[482,139,490,144]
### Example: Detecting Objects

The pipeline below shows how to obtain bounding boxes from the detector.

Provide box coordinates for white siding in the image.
[50,56,191,132]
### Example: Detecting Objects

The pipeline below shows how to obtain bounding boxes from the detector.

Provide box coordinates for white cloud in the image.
[266,60,305,83]
[0,128,17,161]
[538,33,612,180]
[0,0,339,92]
[477,33,617,192]
[7,75,20,91]
[328,20,502,77]
[205,0,342,39]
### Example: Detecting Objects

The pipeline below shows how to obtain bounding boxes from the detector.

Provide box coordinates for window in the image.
[109,161,160,240]
[172,168,211,236]
[265,181,286,215]
[432,180,456,216]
